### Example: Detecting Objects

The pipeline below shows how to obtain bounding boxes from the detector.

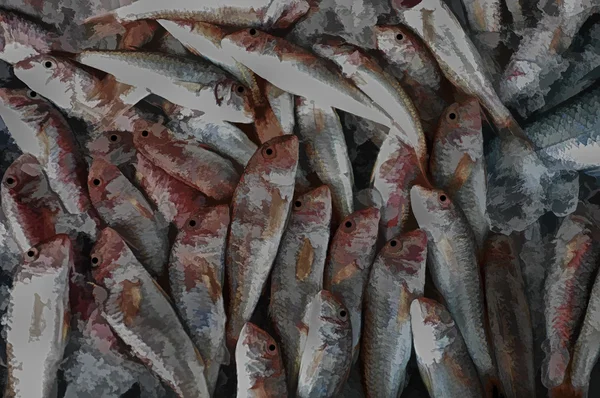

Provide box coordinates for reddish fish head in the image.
[237,322,283,370]
[87,157,124,205]
[373,25,421,60]
[2,153,48,202]
[87,131,136,166]
[247,135,299,183]
[410,185,455,232]
[435,98,482,145]
[410,297,455,331]
[131,124,171,151]
[215,77,255,123]
[90,227,129,284]
[0,11,57,64]
[0,87,58,118]
[380,229,427,276]
[333,207,380,256]
[177,205,231,247]
[311,290,351,328]
[22,233,73,272]
[291,185,332,225]
[221,28,274,55]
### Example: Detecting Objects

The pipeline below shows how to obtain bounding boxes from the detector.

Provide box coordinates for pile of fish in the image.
[0,0,600,396]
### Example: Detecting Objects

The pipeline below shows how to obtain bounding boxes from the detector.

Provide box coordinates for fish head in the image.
[236,322,285,381]
[410,298,456,362]
[22,234,73,273]
[2,154,49,203]
[291,185,332,225]
[90,227,130,284]
[214,78,255,124]
[248,135,299,185]
[332,207,380,264]
[373,25,421,64]
[410,185,455,232]
[434,98,482,156]
[311,290,351,331]
[87,157,124,205]
[177,205,231,247]
[221,28,275,57]
[0,11,56,64]
[0,87,56,132]
[380,229,428,282]
[87,131,136,166]
[131,123,171,151]
[265,0,311,29]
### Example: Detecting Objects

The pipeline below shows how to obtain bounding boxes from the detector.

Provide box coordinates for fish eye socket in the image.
[345,221,352,228]
[26,249,37,258]
[390,240,397,247]
[91,255,100,267]
[249,28,257,36]
[27,90,38,98]
[268,344,276,352]
[262,146,276,159]
[44,60,53,69]
[339,310,347,318]
[448,112,457,121]
[236,85,245,94]
[4,176,17,188]
[294,200,302,208]
[188,219,197,227]
[141,130,149,137]
[92,178,101,186]
[110,134,119,142]
[439,194,447,202]
[396,33,403,41]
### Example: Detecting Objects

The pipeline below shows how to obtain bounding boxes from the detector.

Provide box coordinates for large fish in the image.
[236,322,288,398]
[324,207,380,361]
[296,290,352,398]
[75,50,254,124]
[410,185,496,393]
[169,206,229,394]
[5,234,72,398]
[87,157,169,277]
[362,230,428,398]
[270,186,332,393]
[483,234,536,398]
[90,227,210,398]
[226,135,299,348]
[411,297,484,398]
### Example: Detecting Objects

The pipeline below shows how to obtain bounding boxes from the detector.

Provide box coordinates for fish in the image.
[118,20,160,50]
[132,125,240,201]
[410,297,484,398]
[297,290,352,398]
[461,0,502,35]
[265,83,296,136]
[312,38,427,167]
[169,206,229,394]
[5,234,72,398]
[226,135,299,348]
[295,97,354,221]
[236,322,288,398]
[90,227,210,398]
[483,234,536,398]
[270,185,333,393]
[75,50,254,124]
[323,207,380,361]
[87,157,169,277]
[361,230,428,398]
[430,98,488,253]
[542,214,600,388]
[87,131,137,166]
[410,185,497,393]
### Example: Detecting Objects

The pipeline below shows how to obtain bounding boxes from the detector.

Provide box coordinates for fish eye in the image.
[91,255,100,267]
[188,219,197,227]
[109,134,120,143]
[44,60,53,69]
[396,33,404,41]
[390,240,397,247]
[236,85,245,94]
[342,219,356,233]
[294,200,302,209]
[448,112,457,121]
[27,90,38,98]
[25,247,39,261]
[4,176,18,188]
[339,310,347,318]
[439,194,447,202]
[268,344,276,352]
[92,178,102,187]
[261,146,276,159]
[249,28,257,36]
[141,130,149,137]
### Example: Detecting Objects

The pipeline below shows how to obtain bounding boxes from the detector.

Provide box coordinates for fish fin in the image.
[446,153,476,197]
[117,279,142,327]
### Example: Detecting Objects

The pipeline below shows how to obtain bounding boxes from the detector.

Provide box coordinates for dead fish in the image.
[362,230,428,398]
[270,186,332,393]
[430,98,488,253]
[324,207,380,361]
[87,131,137,166]
[236,322,288,398]
[5,234,72,398]
[410,297,484,398]
[226,135,299,348]
[295,97,354,221]
[410,185,496,393]
[90,227,210,398]
[132,126,240,201]
[134,152,207,229]
[296,290,352,398]
[169,206,229,394]
[87,157,169,277]
[542,214,600,388]
[75,50,254,124]
[483,234,536,398]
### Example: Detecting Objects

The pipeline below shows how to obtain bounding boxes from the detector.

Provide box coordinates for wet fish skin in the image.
[410,185,496,389]
[5,234,72,398]
[483,234,536,398]
[90,227,210,398]
[410,297,484,398]
[169,206,229,394]
[296,290,352,398]
[87,157,169,277]
[295,97,354,221]
[324,207,380,361]
[362,230,428,398]
[542,214,600,388]
[236,322,288,398]
[270,185,332,393]
[226,135,299,349]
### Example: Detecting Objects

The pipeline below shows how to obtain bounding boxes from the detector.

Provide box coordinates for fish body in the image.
[295,98,354,220]
[169,206,229,394]
[91,227,210,398]
[270,186,332,392]
[296,290,352,398]
[88,157,169,277]
[5,235,72,398]
[411,298,484,398]
[226,135,299,348]
[324,207,380,361]
[0,10,61,64]
[362,230,428,398]
[236,323,288,398]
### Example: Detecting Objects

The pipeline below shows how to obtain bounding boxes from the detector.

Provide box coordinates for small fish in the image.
[226,135,299,348]
[87,157,169,277]
[362,230,428,398]
[542,214,600,388]
[90,227,210,398]
[324,207,380,361]
[169,206,229,394]
[75,50,254,124]
[410,297,484,398]
[430,98,488,253]
[132,126,240,201]
[410,185,496,393]
[483,234,536,398]
[296,290,352,398]
[295,97,354,221]
[236,322,288,398]
[270,186,332,393]
[5,234,72,398]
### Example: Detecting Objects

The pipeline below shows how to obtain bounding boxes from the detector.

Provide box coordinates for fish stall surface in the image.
[1,0,600,397]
